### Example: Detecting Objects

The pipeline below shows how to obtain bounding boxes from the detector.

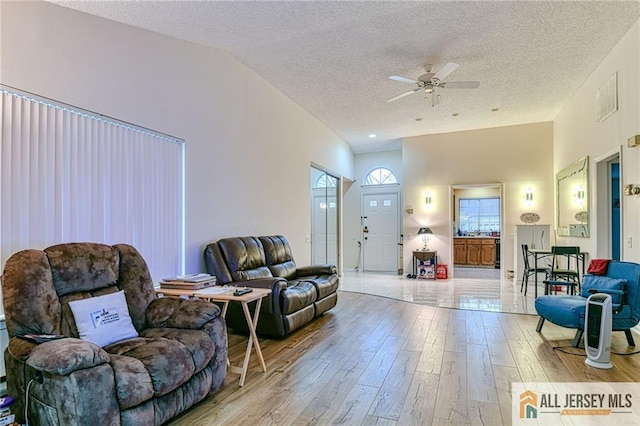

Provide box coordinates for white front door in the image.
[362,193,399,272]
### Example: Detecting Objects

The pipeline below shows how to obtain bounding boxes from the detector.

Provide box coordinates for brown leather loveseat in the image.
[204,235,338,338]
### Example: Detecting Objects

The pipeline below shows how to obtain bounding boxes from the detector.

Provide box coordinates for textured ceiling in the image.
[52,1,640,154]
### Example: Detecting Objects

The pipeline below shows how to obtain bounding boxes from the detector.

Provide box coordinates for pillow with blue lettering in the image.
[580,275,625,305]
[69,290,138,347]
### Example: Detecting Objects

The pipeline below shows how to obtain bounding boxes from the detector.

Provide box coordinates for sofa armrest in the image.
[235,277,287,291]
[26,338,109,376]
[146,297,222,329]
[587,288,624,296]
[587,288,625,312]
[296,264,337,277]
[231,277,287,315]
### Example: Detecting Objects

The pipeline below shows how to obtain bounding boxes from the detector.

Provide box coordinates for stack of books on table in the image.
[160,274,216,290]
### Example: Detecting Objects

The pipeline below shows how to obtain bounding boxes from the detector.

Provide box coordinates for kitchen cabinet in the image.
[453,237,498,267]
[454,240,467,264]
[466,239,481,265]
[480,239,496,266]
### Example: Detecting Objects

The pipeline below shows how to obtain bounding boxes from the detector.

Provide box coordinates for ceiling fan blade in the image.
[417,72,435,82]
[387,89,419,102]
[389,75,419,84]
[432,62,459,81]
[441,81,480,89]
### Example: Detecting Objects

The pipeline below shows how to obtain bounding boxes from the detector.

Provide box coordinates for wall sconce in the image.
[575,185,585,206]
[524,187,533,207]
[425,192,433,208]
[417,227,433,250]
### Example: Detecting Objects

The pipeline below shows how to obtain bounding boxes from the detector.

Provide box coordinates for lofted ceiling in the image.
[51,1,640,154]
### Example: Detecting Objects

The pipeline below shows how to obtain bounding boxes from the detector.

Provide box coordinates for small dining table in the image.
[527,248,588,298]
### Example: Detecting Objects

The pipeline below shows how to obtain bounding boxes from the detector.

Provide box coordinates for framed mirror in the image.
[557,156,589,237]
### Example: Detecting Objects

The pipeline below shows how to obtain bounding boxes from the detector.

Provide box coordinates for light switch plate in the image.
[628,135,640,148]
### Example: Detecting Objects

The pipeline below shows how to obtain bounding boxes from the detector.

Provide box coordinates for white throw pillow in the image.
[68,290,138,347]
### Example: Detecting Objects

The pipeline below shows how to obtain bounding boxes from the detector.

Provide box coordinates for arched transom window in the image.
[363,167,398,186]
[314,174,337,189]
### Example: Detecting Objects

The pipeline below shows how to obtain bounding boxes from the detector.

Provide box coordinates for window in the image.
[458,198,500,233]
[314,173,337,188]
[0,87,184,285]
[363,167,398,186]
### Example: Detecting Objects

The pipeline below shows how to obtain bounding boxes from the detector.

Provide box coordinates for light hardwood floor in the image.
[168,289,640,426]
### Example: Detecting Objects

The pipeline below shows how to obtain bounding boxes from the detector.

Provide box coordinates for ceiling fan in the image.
[387,62,479,107]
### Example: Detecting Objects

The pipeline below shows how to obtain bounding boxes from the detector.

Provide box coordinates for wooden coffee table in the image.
[154,287,197,298]
[194,287,271,386]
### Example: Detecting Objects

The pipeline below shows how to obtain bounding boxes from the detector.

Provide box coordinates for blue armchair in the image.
[535,260,640,347]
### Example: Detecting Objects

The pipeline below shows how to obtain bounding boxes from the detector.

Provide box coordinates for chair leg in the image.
[523,273,528,296]
[625,329,636,347]
[536,317,545,332]
[572,329,583,348]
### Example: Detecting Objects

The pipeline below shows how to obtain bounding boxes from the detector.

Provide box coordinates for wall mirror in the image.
[310,166,338,265]
[557,156,589,237]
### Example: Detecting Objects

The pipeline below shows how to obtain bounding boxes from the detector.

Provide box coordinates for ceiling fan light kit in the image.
[387,62,480,106]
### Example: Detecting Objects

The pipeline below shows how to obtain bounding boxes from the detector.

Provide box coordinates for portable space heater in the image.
[584,293,613,369]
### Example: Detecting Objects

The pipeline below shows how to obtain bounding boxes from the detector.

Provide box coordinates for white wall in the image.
[343,150,403,270]
[0,1,354,272]
[554,18,640,262]
[402,122,555,276]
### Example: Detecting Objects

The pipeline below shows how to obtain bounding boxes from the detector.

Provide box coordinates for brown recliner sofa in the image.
[204,235,338,338]
[2,242,227,425]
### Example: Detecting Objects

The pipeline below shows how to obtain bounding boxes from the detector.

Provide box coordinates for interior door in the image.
[595,151,621,260]
[610,162,621,260]
[362,192,399,272]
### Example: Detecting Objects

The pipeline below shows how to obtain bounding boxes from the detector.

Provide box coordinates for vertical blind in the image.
[0,87,184,285]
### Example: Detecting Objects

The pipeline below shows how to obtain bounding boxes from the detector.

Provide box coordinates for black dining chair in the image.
[545,246,581,295]
[521,244,550,296]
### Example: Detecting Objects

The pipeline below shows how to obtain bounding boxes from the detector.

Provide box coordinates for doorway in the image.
[451,184,503,279]
[310,167,338,266]
[595,150,622,260]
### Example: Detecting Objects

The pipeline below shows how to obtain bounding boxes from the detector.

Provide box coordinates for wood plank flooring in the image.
[168,291,640,426]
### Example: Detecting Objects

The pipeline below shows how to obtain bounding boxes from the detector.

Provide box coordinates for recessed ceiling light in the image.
[368,133,376,138]
[491,108,499,112]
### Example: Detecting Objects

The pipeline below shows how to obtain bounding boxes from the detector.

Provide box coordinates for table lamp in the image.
[417,227,433,250]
